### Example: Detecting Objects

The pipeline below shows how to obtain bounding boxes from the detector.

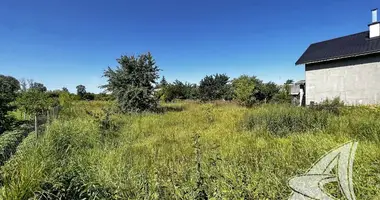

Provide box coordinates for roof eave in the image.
[295,50,380,65]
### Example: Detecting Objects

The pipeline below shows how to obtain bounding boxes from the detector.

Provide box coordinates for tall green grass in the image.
[242,104,331,136]
[0,101,379,199]
[0,126,31,166]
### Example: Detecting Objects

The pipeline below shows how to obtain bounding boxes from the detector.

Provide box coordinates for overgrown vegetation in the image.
[0,126,31,166]
[1,53,379,199]
[102,52,160,113]
[0,75,20,133]
[311,97,345,115]
[242,104,330,136]
[0,101,379,199]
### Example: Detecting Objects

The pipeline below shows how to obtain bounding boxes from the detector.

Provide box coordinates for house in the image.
[296,9,380,105]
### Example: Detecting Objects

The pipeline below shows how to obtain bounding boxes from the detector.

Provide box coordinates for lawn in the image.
[1,101,379,199]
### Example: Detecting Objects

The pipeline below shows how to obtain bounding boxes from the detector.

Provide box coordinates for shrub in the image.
[199,74,230,101]
[231,75,257,107]
[242,105,331,136]
[102,52,160,113]
[0,75,20,133]
[160,80,199,102]
[0,129,28,165]
[311,97,344,115]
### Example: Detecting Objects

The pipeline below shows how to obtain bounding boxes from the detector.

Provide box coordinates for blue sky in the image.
[1,0,379,93]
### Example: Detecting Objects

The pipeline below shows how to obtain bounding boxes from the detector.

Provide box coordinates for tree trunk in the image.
[23,112,26,120]
[35,114,38,138]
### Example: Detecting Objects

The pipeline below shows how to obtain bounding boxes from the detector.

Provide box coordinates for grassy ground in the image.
[1,101,379,199]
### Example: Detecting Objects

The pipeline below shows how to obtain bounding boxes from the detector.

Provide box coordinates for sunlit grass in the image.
[1,101,379,199]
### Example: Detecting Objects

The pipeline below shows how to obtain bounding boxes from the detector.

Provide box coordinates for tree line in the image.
[102,52,295,113]
[0,52,295,131]
[155,74,293,106]
[0,77,111,135]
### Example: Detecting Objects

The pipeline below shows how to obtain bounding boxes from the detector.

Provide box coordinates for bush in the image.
[0,75,20,132]
[160,81,199,102]
[311,97,344,115]
[102,53,160,113]
[0,129,28,165]
[242,105,331,136]
[199,74,230,101]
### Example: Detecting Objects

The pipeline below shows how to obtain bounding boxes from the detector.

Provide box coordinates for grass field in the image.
[1,101,379,199]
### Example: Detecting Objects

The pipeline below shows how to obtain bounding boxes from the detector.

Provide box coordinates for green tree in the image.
[94,93,113,101]
[102,52,160,112]
[30,82,47,92]
[161,80,199,102]
[162,80,185,102]
[272,80,292,104]
[255,81,280,103]
[285,79,294,84]
[76,85,86,99]
[59,91,75,110]
[199,74,229,101]
[16,88,50,137]
[62,87,69,93]
[0,75,20,133]
[232,75,258,106]
[83,92,95,101]
[183,82,199,100]
[159,76,168,88]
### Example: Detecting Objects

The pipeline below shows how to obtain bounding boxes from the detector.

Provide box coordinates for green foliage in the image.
[159,76,168,88]
[199,74,230,101]
[83,92,95,101]
[29,82,47,92]
[242,105,330,136]
[76,85,86,99]
[311,97,344,115]
[161,80,199,102]
[62,87,69,93]
[0,129,29,165]
[232,76,280,106]
[285,79,294,84]
[0,75,20,133]
[231,75,258,106]
[102,52,160,113]
[272,82,292,104]
[255,81,280,103]
[94,93,113,101]
[59,91,75,110]
[1,102,380,199]
[16,88,52,119]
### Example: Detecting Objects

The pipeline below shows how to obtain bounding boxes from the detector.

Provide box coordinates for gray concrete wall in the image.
[305,54,380,105]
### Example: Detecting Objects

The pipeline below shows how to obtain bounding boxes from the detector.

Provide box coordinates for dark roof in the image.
[296,31,380,65]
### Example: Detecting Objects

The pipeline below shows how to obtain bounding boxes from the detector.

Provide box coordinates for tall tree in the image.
[16,88,50,137]
[0,75,20,133]
[159,76,168,88]
[232,75,258,106]
[285,79,294,84]
[62,87,69,93]
[102,52,160,112]
[255,81,280,103]
[76,85,86,99]
[272,80,292,104]
[30,82,47,92]
[199,74,229,101]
